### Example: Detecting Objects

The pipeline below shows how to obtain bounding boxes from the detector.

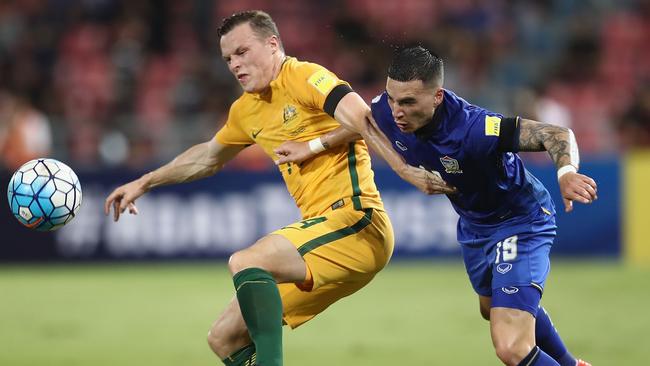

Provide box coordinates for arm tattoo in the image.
[518,119,573,169]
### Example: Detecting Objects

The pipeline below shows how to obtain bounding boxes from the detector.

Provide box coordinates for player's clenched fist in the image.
[558,171,597,212]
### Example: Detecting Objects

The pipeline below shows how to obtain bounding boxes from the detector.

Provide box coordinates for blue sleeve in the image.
[370,93,392,135]
[464,113,504,159]
[370,93,384,119]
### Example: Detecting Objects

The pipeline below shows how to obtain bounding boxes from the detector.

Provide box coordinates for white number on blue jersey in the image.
[495,235,518,264]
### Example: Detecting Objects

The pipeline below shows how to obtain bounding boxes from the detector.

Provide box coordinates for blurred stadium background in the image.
[1,0,649,364]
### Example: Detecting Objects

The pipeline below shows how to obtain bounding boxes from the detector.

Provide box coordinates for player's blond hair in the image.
[217,10,283,51]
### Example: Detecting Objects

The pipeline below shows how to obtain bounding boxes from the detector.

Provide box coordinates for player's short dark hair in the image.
[217,10,282,49]
[388,46,444,86]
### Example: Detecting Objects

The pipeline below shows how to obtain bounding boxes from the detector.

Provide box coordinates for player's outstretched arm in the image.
[274,92,456,194]
[104,139,244,221]
[518,118,597,212]
[333,92,456,195]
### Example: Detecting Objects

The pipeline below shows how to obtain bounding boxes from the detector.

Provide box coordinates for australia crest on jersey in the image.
[282,104,305,136]
[283,104,298,124]
[440,155,463,174]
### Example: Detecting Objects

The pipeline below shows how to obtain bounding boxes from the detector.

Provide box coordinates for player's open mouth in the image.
[237,74,248,82]
[396,122,408,131]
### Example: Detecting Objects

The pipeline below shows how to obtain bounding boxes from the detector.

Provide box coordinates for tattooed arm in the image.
[518,118,579,169]
[518,118,597,212]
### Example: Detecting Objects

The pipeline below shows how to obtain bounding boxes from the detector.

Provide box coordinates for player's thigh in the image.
[461,227,554,298]
[274,207,393,290]
[460,243,493,297]
[229,233,307,283]
[273,208,393,328]
[278,277,374,328]
[489,230,554,295]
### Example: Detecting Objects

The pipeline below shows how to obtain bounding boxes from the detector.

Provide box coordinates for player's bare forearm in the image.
[105,139,243,221]
[362,115,412,176]
[333,93,455,194]
[143,139,242,190]
[334,93,409,176]
[518,118,578,169]
[519,118,594,212]
[364,116,456,194]
[320,126,361,150]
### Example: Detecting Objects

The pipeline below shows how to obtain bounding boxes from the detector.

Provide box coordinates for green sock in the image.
[222,344,256,366]
[233,268,283,366]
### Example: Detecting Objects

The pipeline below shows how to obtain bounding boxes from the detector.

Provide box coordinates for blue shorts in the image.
[459,214,556,314]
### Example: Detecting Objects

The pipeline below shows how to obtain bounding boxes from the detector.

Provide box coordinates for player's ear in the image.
[268,35,280,53]
[433,87,444,106]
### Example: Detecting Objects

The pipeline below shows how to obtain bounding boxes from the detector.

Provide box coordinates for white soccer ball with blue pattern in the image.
[7,158,82,231]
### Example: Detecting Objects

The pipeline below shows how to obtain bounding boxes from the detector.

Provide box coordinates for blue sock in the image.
[518,346,561,366]
[536,306,576,366]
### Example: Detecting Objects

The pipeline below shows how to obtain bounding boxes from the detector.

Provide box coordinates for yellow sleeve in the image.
[214,100,254,146]
[286,61,350,111]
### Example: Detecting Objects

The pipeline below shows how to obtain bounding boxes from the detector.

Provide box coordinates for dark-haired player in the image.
[275,46,595,366]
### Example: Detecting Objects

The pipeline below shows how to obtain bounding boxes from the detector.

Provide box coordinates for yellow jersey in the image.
[215,57,384,219]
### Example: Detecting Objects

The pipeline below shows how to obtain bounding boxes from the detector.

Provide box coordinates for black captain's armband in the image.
[324,84,353,117]
[497,116,521,152]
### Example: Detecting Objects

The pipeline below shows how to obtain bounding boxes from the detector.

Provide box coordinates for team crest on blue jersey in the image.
[283,105,298,124]
[440,156,463,174]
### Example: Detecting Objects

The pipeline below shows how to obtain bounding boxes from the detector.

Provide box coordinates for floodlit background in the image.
[1,0,649,365]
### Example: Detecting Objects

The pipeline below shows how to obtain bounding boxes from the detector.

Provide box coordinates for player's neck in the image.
[270,53,287,82]
[414,117,438,140]
[254,53,287,96]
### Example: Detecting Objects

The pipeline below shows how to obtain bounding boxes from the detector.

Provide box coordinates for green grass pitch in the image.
[0,260,648,365]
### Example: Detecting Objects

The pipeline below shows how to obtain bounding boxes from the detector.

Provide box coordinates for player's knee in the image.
[494,345,518,365]
[494,342,531,366]
[206,327,223,355]
[227,251,243,274]
[228,250,255,274]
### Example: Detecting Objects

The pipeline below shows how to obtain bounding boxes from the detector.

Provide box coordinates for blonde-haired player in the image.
[104,10,451,366]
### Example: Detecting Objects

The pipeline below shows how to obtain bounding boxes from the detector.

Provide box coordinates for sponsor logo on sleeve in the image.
[308,69,338,95]
[501,286,519,295]
[485,116,501,136]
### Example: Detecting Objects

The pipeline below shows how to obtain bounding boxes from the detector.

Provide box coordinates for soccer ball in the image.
[7,158,82,231]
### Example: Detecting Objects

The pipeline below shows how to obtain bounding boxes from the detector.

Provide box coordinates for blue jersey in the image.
[371,89,556,242]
